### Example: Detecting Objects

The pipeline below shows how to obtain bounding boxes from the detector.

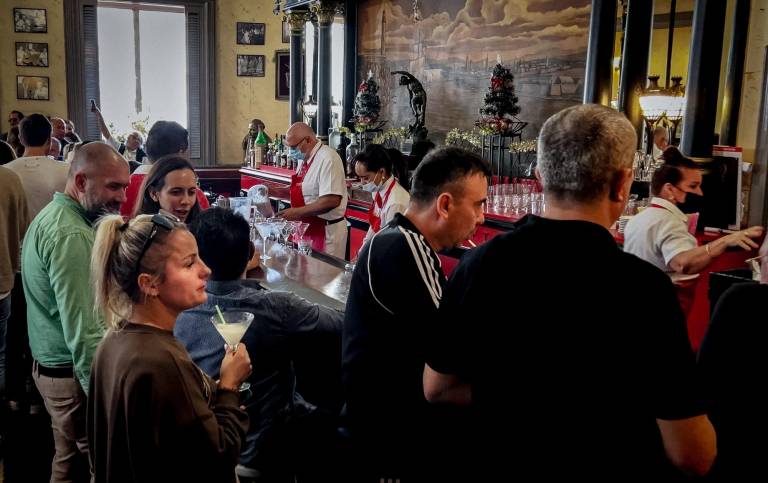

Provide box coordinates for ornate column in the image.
[583,0,617,106]
[342,0,358,130]
[618,0,654,148]
[720,0,751,146]
[681,0,728,158]
[312,1,341,141]
[286,10,310,125]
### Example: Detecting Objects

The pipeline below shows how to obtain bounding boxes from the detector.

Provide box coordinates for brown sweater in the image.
[87,322,249,483]
[0,166,29,294]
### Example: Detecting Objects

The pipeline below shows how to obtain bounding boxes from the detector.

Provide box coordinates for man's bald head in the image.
[50,117,66,140]
[69,142,125,178]
[66,142,130,221]
[285,122,317,155]
[48,137,61,158]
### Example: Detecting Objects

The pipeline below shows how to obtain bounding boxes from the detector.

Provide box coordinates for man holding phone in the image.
[90,100,147,167]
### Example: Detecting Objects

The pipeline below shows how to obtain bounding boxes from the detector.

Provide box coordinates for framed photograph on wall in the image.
[237,54,265,77]
[236,22,265,45]
[14,8,47,33]
[16,42,49,67]
[17,75,50,100]
[276,50,290,100]
[282,19,290,43]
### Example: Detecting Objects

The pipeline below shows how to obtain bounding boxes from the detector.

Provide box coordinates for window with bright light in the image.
[304,18,346,128]
[97,2,187,142]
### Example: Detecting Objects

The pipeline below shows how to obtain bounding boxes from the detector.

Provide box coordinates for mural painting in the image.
[357,0,592,142]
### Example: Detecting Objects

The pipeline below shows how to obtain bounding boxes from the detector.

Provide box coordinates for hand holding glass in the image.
[211,310,254,391]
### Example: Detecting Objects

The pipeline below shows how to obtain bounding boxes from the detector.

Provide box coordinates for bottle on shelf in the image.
[253,130,268,168]
[244,133,255,167]
[346,133,359,176]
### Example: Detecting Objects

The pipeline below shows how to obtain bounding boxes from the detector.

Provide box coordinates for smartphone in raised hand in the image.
[90,99,97,112]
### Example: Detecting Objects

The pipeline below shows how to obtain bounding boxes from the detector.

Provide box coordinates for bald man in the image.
[279,122,349,258]
[48,136,62,160]
[22,142,129,482]
[652,126,669,160]
[50,117,67,140]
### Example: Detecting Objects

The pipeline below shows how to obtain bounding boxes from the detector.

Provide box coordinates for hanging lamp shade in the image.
[638,75,686,122]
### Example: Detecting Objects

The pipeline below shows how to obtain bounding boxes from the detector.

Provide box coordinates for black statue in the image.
[391,71,427,138]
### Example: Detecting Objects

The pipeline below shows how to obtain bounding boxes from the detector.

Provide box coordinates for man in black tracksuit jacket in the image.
[342,147,490,481]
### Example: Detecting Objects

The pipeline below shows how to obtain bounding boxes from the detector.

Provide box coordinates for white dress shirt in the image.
[623,197,697,274]
[362,176,410,246]
[298,142,349,259]
[300,142,348,221]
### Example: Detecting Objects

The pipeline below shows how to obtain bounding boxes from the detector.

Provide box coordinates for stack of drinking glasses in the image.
[484,179,544,217]
[632,151,661,182]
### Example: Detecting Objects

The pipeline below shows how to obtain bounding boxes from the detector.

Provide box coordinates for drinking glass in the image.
[210,310,254,391]
[254,222,274,261]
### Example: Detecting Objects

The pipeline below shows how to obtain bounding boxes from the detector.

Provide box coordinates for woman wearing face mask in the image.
[134,155,203,224]
[353,145,410,247]
[624,147,763,279]
[88,212,252,482]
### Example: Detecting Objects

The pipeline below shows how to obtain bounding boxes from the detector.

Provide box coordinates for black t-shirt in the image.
[342,213,445,436]
[698,282,768,480]
[427,215,705,480]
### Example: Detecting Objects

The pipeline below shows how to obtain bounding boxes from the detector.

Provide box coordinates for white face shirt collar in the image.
[650,196,689,224]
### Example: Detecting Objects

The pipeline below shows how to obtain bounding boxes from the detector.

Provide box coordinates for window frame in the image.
[65,0,216,166]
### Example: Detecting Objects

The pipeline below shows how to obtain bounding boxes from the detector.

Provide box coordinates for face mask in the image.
[290,148,304,162]
[361,172,385,193]
[677,192,705,214]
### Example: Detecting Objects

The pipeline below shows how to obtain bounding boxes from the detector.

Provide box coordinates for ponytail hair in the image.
[91,214,185,329]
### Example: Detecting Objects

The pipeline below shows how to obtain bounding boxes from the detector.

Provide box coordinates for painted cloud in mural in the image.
[360,0,591,61]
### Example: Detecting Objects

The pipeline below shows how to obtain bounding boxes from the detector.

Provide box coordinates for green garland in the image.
[372,127,408,146]
[445,128,482,151]
[509,138,538,153]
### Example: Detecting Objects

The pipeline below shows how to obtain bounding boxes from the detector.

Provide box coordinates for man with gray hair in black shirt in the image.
[424,104,716,481]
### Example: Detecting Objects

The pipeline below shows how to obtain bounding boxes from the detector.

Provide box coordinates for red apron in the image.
[290,149,327,252]
[367,178,397,233]
[650,203,697,317]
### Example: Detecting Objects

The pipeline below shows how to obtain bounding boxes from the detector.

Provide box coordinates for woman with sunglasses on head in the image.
[624,147,763,280]
[87,212,252,483]
[133,155,204,223]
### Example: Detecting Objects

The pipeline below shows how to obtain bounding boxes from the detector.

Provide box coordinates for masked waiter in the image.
[278,122,349,259]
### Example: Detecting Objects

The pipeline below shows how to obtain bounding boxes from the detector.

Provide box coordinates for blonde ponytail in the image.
[91,215,131,329]
[91,213,184,330]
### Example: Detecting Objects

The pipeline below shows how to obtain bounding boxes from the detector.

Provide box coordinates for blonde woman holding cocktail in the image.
[87,212,252,483]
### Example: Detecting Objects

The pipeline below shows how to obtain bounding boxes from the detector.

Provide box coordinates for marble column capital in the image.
[310,1,341,25]
[285,10,310,33]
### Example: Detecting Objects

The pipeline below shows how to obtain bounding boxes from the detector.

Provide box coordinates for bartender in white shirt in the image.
[353,144,410,246]
[278,122,349,259]
[624,147,763,279]
[651,126,669,160]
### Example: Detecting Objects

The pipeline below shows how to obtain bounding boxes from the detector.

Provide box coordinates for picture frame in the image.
[275,50,290,100]
[236,22,265,45]
[237,54,265,77]
[13,8,48,33]
[282,19,290,43]
[16,42,49,67]
[17,75,50,100]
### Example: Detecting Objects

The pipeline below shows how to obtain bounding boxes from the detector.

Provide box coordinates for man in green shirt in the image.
[23,142,129,482]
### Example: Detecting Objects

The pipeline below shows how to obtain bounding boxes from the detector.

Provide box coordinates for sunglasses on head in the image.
[135,211,181,268]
